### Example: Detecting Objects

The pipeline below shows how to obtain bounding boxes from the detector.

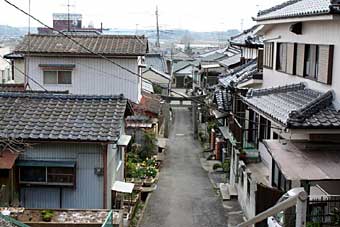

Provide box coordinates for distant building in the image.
[38,13,103,35]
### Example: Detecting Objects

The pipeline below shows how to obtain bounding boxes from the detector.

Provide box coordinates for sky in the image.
[0,0,284,32]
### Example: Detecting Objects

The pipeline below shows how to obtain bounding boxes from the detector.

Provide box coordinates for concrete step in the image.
[219,183,230,201]
[228,184,238,198]
[219,183,238,201]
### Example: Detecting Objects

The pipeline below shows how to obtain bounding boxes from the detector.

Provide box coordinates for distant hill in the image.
[106,28,240,43]
[0,24,239,43]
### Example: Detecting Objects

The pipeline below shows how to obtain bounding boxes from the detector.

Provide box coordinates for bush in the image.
[213,163,222,170]
[41,210,54,222]
[222,160,230,173]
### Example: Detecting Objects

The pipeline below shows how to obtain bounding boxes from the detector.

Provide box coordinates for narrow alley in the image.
[140,108,228,227]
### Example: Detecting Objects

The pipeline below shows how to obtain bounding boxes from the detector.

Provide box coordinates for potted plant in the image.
[41,210,54,222]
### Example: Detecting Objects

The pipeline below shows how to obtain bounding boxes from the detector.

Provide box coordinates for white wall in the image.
[23,56,141,103]
[262,20,340,108]
[14,59,25,84]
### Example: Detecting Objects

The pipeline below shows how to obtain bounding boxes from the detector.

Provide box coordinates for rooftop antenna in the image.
[155,5,160,49]
[64,0,75,31]
[27,0,31,87]
[240,18,244,32]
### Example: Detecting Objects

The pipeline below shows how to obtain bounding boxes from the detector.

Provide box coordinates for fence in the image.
[0,213,31,227]
[101,210,114,227]
[307,196,340,226]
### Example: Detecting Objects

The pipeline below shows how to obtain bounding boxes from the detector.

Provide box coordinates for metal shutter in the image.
[317,45,334,84]
[295,44,305,76]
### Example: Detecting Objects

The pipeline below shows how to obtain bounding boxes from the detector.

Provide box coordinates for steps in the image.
[219,183,238,201]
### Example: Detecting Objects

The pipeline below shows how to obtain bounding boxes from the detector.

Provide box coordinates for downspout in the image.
[103,145,108,209]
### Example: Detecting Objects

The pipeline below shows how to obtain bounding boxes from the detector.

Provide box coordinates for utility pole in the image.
[155,6,160,49]
[192,100,198,140]
[67,0,70,31]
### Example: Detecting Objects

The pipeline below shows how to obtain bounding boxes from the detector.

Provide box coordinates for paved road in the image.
[140,108,228,227]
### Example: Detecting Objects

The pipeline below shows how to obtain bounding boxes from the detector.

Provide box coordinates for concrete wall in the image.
[19,143,105,209]
[262,20,340,108]
[20,56,141,103]
[237,164,257,219]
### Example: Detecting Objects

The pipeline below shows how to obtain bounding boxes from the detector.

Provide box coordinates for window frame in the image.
[304,44,319,81]
[263,42,274,69]
[19,166,76,187]
[43,70,73,85]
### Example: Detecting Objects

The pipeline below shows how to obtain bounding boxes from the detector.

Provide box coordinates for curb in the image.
[135,192,152,227]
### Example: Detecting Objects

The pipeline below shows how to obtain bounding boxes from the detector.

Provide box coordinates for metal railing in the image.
[0,213,31,227]
[307,196,340,225]
[101,210,114,227]
[237,189,308,227]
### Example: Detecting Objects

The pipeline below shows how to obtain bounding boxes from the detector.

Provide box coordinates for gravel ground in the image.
[140,108,229,227]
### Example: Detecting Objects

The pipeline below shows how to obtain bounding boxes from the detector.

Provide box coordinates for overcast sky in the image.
[0,0,284,31]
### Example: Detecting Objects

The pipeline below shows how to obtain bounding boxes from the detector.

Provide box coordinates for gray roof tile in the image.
[244,83,340,129]
[256,0,340,21]
[0,92,132,142]
[13,34,148,56]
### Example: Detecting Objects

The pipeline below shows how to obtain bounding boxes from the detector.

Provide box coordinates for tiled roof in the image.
[133,92,162,115]
[218,53,241,68]
[244,83,340,129]
[13,34,148,56]
[230,25,263,47]
[219,59,258,88]
[256,0,340,21]
[0,84,25,92]
[201,52,226,62]
[0,92,132,142]
[173,60,199,73]
[214,88,233,112]
[144,53,167,73]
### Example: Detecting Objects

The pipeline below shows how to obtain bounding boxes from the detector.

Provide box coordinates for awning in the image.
[157,138,168,148]
[112,181,135,193]
[117,135,132,146]
[16,160,76,168]
[0,151,19,169]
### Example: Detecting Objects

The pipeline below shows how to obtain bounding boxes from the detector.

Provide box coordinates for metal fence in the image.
[307,196,340,226]
[0,213,31,227]
[101,210,114,227]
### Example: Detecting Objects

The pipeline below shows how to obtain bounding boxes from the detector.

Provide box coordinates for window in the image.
[272,161,291,192]
[263,42,274,68]
[304,44,319,80]
[276,43,287,72]
[19,165,75,187]
[276,43,295,74]
[43,70,72,85]
[295,44,333,84]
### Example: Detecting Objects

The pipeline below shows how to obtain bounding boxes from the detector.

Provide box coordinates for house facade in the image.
[211,0,340,223]
[0,92,133,209]
[5,34,148,103]
[142,53,172,95]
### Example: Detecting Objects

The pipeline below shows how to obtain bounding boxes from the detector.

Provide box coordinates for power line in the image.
[2,0,197,102]
[0,55,48,91]
[2,0,284,132]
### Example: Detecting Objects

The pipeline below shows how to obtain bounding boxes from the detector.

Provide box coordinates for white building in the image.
[6,34,148,103]
[216,0,340,221]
